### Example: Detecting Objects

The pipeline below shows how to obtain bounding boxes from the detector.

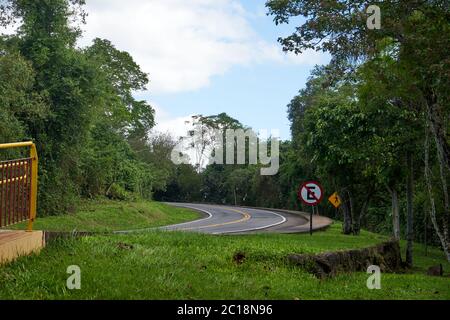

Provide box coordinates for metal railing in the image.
[0,142,38,231]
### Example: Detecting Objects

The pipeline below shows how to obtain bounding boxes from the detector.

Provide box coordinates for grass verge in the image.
[4,199,201,232]
[0,223,448,300]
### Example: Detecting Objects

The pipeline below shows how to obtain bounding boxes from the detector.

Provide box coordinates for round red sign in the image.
[298,181,323,206]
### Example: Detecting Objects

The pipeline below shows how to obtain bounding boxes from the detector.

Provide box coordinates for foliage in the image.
[0,223,448,299]
[0,0,161,215]
[266,0,450,259]
[0,0,448,263]
[7,198,201,232]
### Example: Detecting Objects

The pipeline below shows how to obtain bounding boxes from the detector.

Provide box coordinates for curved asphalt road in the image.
[160,203,289,235]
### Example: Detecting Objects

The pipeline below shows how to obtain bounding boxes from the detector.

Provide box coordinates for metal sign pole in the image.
[310,206,314,236]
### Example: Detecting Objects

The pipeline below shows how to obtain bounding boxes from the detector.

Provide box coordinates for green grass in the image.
[5,199,201,232]
[0,223,448,300]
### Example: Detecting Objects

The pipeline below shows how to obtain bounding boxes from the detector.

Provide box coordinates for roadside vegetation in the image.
[0,224,448,300]
[6,199,200,232]
[0,0,448,288]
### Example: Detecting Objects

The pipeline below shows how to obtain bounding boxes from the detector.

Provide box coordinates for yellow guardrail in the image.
[0,142,38,231]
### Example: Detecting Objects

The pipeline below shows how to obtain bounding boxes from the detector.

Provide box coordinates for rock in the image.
[427,264,443,277]
[287,240,403,278]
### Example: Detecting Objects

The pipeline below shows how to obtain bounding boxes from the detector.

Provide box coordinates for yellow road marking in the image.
[178,208,251,231]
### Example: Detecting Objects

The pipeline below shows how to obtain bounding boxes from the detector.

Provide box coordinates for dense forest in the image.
[0,0,448,263]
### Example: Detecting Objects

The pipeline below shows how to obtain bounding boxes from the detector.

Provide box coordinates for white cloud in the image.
[151,103,201,165]
[151,103,193,139]
[79,0,326,94]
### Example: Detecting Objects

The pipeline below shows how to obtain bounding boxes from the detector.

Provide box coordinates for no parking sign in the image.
[298,181,323,236]
[298,181,323,206]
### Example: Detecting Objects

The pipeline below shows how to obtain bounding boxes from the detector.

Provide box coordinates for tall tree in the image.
[0,0,158,214]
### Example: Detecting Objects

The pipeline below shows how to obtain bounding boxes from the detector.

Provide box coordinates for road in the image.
[161,203,309,235]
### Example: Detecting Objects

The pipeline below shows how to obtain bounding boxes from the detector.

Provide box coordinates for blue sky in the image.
[144,61,314,140]
[79,0,329,140]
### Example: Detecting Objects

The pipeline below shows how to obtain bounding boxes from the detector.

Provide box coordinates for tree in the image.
[180,113,244,172]
[267,0,449,179]
[267,0,449,262]
[0,43,48,149]
[226,168,254,206]
[0,0,158,214]
[357,47,424,251]
[0,0,100,213]
[85,38,154,137]
[302,85,378,235]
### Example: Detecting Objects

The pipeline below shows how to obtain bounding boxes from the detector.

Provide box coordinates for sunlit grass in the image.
[1,223,448,300]
[6,199,201,232]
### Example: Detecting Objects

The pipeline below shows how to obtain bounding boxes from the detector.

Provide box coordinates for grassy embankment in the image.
[7,199,201,232]
[0,200,449,300]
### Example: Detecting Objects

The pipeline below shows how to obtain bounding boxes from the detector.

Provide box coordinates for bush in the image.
[106,183,131,201]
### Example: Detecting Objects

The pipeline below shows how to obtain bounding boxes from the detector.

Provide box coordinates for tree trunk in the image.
[427,97,450,247]
[405,152,414,267]
[424,127,450,262]
[427,96,450,172]
[435,129,450,250]
[342,190,353,235]
[388,186,401,240]
[424,208,428,256]
[354,192,372,236]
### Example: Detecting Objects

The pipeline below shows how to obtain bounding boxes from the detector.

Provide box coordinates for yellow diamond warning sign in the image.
[328,192,342,208]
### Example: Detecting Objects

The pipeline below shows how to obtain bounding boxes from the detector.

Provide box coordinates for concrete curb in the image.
[254,207,333,233]
[0,230,45,265]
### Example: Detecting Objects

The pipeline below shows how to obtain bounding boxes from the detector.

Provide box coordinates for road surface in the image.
[160,203,308,235]
[115,203,331,235]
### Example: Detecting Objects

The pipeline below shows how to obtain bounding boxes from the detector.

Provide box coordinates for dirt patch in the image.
[287,240,404,278]
[117,242,134,250]
[427,264,444,277]
[233,251,246,265]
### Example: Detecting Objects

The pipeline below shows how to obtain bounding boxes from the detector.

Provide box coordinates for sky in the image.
[24,0,331,140]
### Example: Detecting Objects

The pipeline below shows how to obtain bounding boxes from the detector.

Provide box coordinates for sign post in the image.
[298,181,323,235]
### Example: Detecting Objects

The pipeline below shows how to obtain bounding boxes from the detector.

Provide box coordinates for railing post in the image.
[27,143,38,232]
